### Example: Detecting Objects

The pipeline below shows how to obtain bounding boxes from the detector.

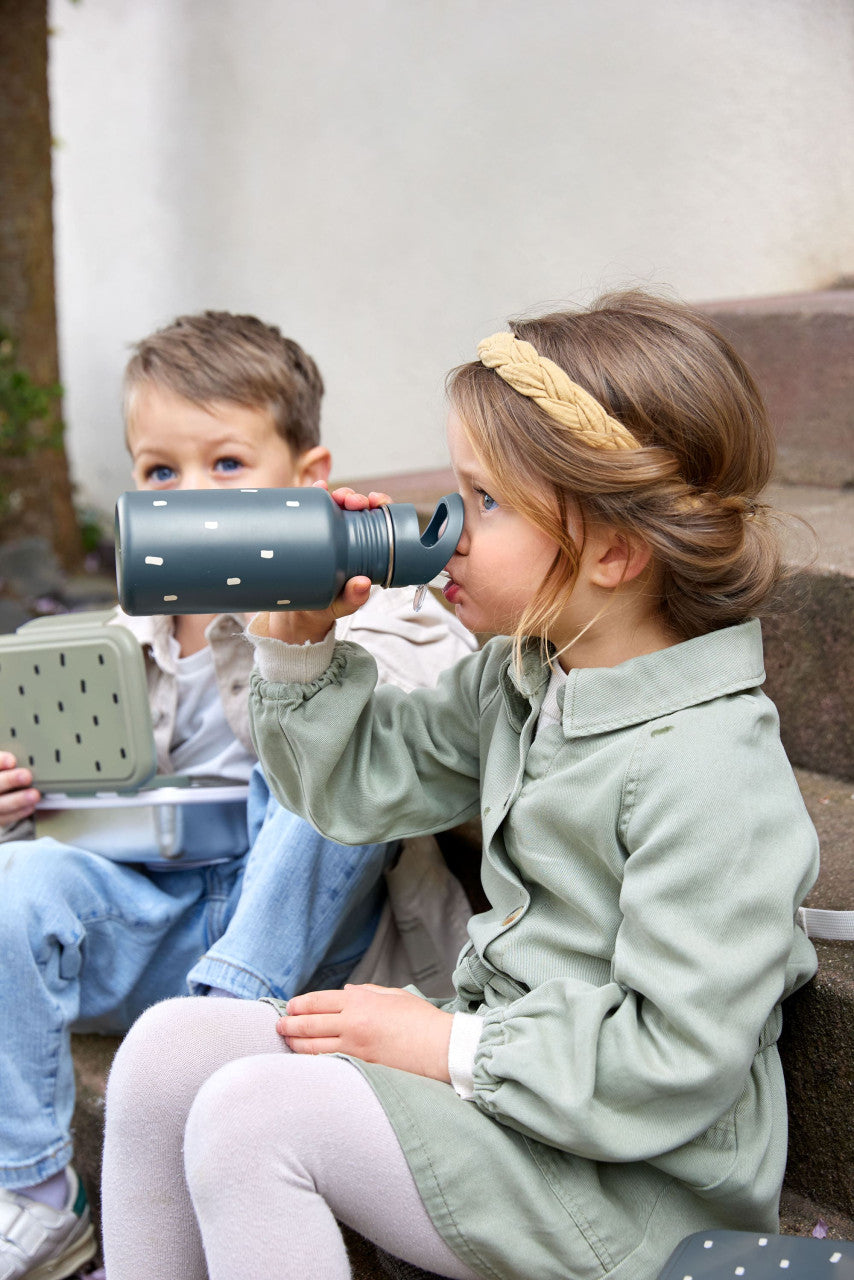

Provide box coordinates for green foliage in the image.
[0,329,64,458]
[76,506,107,554]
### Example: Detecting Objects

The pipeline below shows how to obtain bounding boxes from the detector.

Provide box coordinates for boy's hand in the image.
[258,483,394,646]
[278,983,453,1083]
[0,752,41,826]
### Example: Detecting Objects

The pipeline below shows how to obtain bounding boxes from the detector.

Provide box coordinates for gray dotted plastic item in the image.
[0,613,157,794]
[657,1230,854,1278]
[115,487,464,615]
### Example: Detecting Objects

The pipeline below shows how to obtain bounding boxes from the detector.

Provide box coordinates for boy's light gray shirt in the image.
[116,584,476,772]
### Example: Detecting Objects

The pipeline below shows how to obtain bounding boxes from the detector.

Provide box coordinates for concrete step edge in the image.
[697,291,854,489]
[780,936,854,1221]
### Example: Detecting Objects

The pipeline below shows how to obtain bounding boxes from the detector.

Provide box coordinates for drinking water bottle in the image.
[114,486,464,615]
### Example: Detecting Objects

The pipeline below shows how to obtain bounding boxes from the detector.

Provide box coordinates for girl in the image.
[102,290,819,1280]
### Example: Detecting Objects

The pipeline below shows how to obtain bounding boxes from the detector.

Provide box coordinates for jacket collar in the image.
[111,607,246,674]
[498,641,553,732]
[500,618,765,738]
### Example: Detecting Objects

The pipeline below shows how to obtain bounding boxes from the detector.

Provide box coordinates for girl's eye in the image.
[147,464,175,484]
[214,457,243,474]
[475,486,498,512]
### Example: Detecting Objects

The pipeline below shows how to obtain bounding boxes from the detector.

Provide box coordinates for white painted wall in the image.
[48,0,854,521]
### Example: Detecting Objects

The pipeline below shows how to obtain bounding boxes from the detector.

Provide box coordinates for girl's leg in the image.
[101,996,287,1280]
[184,1053,480,1280]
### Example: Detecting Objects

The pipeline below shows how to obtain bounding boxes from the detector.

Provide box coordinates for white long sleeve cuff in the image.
[448,1011,485,1100]
[245,615,336,684]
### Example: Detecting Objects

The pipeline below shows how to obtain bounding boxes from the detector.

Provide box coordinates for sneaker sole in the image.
[24,1224,96,1280]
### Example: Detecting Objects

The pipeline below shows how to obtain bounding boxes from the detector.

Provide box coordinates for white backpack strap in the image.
[798,906,854,941]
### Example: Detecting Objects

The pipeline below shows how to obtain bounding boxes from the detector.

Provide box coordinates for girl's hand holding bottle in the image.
[277,982,454,1082]
[256,483,393,647]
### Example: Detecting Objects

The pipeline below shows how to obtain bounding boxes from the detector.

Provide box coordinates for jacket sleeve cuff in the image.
[245,614,337,684]
[448,1011,485,1100]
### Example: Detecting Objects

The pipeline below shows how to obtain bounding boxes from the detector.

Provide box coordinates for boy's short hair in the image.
[123,311,324,455]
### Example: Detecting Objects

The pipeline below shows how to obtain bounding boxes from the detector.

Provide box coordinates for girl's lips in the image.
[442,578,461,604]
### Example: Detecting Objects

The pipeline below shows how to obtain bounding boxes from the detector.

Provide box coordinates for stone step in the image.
[761,483,854,783]
[778,1188,854,1248]
[781,769,854,1221]
[698,287,854,489]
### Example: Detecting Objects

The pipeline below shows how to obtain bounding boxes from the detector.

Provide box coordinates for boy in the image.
[0,312,475,1280]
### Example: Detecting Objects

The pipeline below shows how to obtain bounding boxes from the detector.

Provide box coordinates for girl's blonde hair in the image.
[447,290,781,655]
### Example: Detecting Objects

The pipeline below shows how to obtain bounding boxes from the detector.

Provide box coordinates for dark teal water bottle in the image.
[115,487,463,615]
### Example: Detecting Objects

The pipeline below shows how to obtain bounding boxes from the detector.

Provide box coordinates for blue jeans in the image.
[0,767,394,1188]
[187,768,394,998]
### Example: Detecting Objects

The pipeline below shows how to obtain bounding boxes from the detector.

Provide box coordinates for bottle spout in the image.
[387,492,463,588]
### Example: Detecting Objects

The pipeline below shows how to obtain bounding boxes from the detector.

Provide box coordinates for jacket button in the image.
[501,908,522,926]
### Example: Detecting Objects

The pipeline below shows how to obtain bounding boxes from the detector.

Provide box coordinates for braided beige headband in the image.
[477,332,641,452]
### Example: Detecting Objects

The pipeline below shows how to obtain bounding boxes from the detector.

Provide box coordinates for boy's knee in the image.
[0,840,85,910]
[0,840,43,900]
[0,843,72,945]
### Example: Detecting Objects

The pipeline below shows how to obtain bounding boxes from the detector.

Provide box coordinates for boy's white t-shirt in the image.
[169,639,255,782]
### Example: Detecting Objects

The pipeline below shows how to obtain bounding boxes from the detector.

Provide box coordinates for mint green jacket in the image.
[249,619,819,1280]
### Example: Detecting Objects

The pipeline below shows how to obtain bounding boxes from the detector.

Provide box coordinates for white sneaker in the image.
[0,1167,96,1280]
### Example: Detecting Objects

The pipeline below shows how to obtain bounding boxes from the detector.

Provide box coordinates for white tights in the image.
[101,998,479,1280]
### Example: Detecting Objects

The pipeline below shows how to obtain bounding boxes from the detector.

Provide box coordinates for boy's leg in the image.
[0,838,239,1190]
[187,767,396,999]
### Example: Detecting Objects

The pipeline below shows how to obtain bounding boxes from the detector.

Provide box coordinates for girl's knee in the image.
[184,1056,286,1204]
[107,997,284,1135]
[184,1054,375,1191]
[106,998,200,1112]
[186,1055,277,1148]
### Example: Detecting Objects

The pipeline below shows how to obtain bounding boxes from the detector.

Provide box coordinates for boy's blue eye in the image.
[148,465,175,483]
[214,457,243,473]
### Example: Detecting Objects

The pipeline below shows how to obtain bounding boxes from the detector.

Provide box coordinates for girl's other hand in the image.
[324,482,393,512]
[278,983,453,1083]
[0,752,41,826]
[258,483,394,646]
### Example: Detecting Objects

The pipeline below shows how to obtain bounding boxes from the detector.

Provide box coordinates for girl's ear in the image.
[588,527,652,590]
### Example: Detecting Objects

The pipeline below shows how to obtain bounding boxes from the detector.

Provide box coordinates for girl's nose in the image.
[454,522,470,555]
